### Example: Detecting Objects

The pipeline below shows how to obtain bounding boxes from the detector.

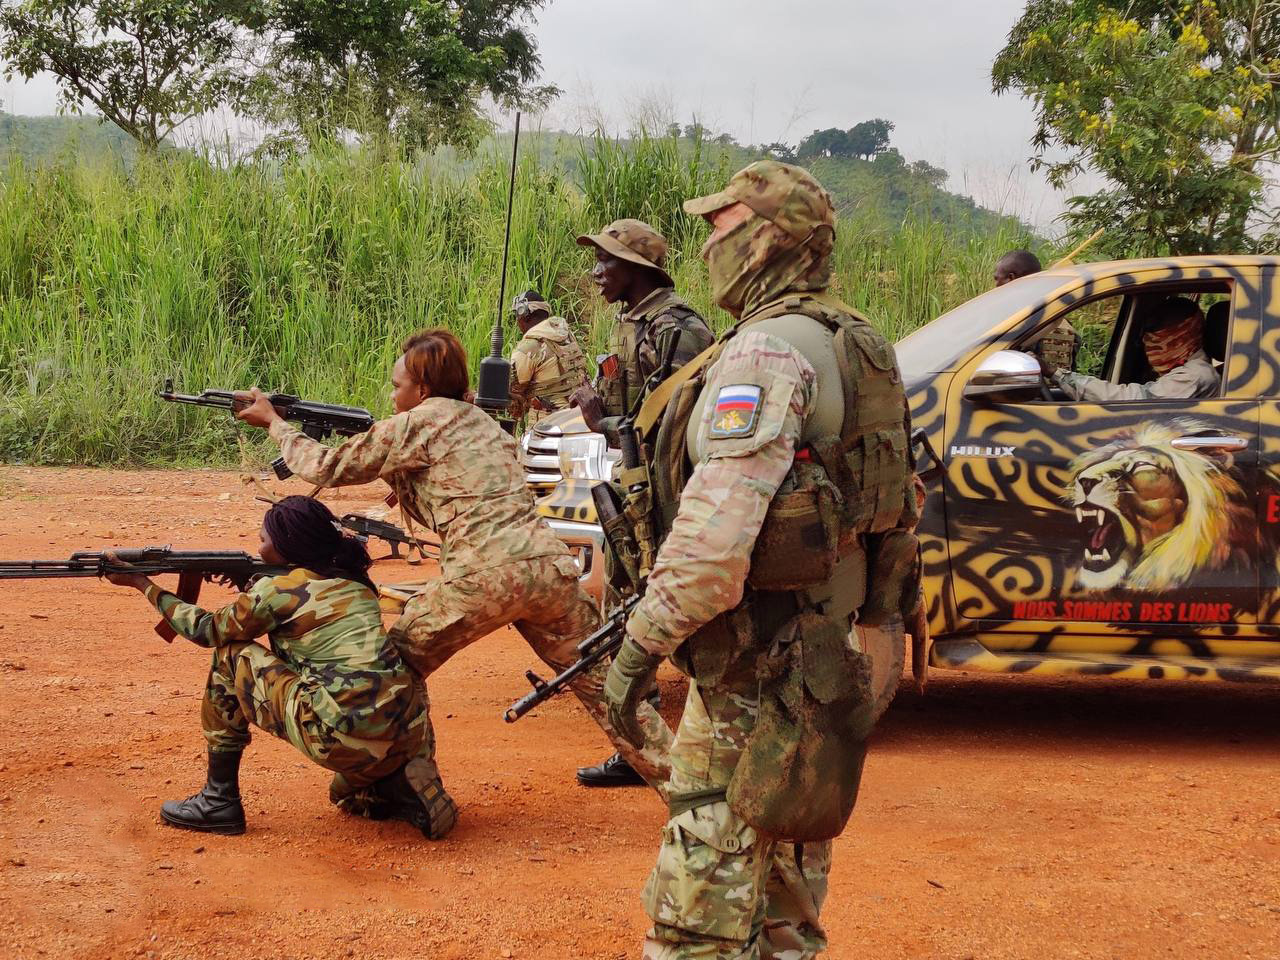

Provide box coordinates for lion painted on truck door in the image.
[1065,419,1255,594]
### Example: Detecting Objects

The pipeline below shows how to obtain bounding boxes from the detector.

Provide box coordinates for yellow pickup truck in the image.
[906,255,1280,683]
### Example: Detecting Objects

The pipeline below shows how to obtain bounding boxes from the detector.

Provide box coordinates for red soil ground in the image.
[0,467,1277,959]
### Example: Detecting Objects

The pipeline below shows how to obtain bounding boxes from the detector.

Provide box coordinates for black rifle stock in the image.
[0,547,288,641]
[159,379,375,479]
[504,595,639,723]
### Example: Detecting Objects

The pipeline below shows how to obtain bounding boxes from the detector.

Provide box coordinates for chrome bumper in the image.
[545,517,605,607]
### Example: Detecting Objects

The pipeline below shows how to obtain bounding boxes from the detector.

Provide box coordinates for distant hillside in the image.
[0,112,138,167]
[516,129,1031,239]
[0,113,1030,239]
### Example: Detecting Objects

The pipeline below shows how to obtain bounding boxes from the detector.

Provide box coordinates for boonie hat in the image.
[576,218,674,287]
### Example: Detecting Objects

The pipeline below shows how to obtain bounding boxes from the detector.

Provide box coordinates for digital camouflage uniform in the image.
[145,569,428,805]
[621,162,914,958]
[266,400,674,791]
[577,219,715,418]
[509,313,589,423]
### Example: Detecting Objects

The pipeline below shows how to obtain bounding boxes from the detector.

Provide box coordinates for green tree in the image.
[846,118,894,159]
[760,140,796,162]
[0,0,249,149]
[993,0,1280,255]
[797,127,850,159]
[246,0,555,152]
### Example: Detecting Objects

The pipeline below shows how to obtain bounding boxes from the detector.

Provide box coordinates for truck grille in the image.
[520,429,562,490]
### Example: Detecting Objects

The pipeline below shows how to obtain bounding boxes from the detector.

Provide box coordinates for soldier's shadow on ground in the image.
[875,672,1280,753]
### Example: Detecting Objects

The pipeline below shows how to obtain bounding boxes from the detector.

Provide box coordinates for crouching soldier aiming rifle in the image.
[100,496,446,838]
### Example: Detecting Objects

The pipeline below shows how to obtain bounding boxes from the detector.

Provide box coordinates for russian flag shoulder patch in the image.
[709,383,764,439]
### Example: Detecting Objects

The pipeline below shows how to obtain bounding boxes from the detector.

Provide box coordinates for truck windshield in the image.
[894,274,1069,375]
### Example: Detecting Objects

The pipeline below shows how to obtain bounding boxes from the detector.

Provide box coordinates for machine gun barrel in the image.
[160,380,376,479]
[503,596,638,723]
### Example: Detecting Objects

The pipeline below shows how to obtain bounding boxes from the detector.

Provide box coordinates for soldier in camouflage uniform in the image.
[104,496,436,837]
[569,218,716,788]
[234,329,675,823]
[604,162,916,958]
[508,289,589,424]
[570,218,715,436]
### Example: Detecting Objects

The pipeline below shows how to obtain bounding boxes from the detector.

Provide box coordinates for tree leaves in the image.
[994,0,1280,256]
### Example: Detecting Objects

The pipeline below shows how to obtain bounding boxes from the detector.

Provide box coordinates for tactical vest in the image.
[514,322,588,421]
[639,291,918,681]
[602,301,708,417]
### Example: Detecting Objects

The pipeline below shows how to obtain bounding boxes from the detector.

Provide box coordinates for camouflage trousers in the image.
[389,553,674,791]
[202,641,429,805]
[642,620,904,959]
[642,680,829,960]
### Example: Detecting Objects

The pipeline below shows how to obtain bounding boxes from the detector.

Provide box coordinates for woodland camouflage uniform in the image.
[577,219,715,418]
[617,162,916,958]
[266,401,675,793]
[145,569,429,805]
[509,311,589,423]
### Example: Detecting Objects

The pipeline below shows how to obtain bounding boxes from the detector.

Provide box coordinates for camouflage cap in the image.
[576,218,674,286]
[684,160,835,243]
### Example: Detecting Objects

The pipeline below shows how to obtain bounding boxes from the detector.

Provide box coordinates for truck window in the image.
[1018,280,1232,401]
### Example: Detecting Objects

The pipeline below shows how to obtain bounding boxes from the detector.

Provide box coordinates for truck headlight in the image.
[559,434,610,481]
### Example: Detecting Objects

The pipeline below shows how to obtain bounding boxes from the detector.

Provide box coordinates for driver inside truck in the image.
[1036,296,1218,402]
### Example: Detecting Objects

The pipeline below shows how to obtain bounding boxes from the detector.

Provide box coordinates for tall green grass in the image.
[0,133,1039,466]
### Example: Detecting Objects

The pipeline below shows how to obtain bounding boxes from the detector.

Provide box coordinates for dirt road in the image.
[0,467,1277,959]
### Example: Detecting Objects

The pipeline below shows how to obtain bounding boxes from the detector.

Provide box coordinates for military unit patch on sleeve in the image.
[709,383,764,439]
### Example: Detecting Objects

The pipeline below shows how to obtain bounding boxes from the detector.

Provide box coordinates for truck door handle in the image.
[1170,435,1249,452]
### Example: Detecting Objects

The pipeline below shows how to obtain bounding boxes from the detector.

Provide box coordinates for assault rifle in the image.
[338,514,435,563]
[504,595,638,722]
[159,379,375,480]
[0,547,288,642]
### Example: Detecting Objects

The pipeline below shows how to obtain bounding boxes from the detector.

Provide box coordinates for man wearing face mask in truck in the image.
[1038,297,1218,401]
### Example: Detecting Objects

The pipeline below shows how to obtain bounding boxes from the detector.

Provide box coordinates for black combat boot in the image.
[160,750,246,836]
[576,752,646,788]
[372,758,458,841]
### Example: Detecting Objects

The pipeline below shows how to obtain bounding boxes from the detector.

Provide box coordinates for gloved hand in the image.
[603,637,662,748]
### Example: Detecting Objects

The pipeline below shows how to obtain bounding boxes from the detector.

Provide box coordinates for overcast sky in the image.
[530,0,1096,229]
[0,0,1090,229]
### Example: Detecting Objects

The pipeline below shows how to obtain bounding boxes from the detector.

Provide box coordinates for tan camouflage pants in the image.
[389,553,673,791]
[201,641,430,804]
[642,680,829,960]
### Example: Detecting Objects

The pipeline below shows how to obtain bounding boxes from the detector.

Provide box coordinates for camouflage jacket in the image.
[600,288,715,417]
[145,569,416,738]
[510,316,589,421]
[269,400,568,581]
[626,329,818,658]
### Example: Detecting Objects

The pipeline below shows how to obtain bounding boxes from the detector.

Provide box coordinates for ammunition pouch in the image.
[726,608,874,842]
[671,603,762,688]
[859,528,922,626]
[747,459,841,592]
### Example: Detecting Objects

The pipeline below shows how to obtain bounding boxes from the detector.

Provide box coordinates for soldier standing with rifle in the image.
[569,218,715,788]
[602,162,919,958]
[507,289,589,424]
[232,328,675,834]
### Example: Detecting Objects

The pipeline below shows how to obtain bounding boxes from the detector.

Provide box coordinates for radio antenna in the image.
[475,111,521,422]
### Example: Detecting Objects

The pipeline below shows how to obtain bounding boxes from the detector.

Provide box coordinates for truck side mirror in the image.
[963,350,1044,402]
